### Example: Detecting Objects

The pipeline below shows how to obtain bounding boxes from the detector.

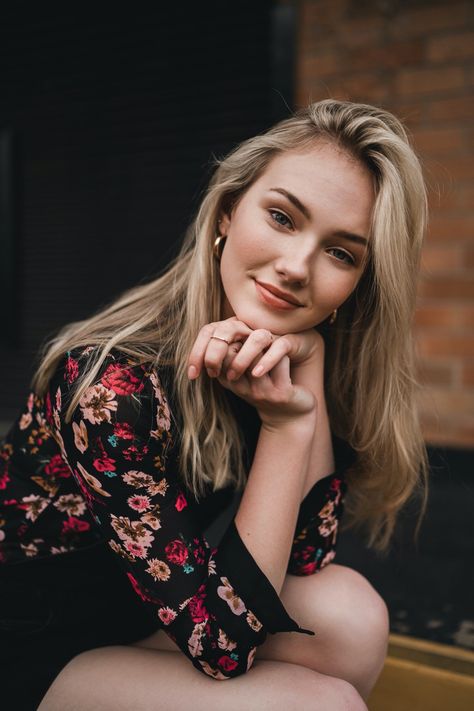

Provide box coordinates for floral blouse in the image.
[0,346,356,680]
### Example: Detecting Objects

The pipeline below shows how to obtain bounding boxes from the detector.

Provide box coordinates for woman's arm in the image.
[47,347,315,681]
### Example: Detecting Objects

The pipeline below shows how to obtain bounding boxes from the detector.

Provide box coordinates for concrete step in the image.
[368,634,474,711]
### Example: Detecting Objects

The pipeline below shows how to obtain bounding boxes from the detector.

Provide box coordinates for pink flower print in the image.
[72,420,88,453]
[198,661,229,680]
[122,470,154,488]
[124,540,148,558]
[101,363,145,396]
[188,621,206,658]
[217,629,237,651]
[128,494,152,512]
[175,493,187,511]
[140,510,161,530]
[65,354,79,384]
[76,462,112,498]
[123,444,149,462]
[318,518,337,538]
[55,386,62,412]
[146,558,170,582]
[246,610,263,632]
[79,384,117,425]
[330,477,342,492]
[19,413,33,431]
[18,495,49,522]
[247,646,257,671]
[45,392,53,426]
[217,577,246,616]
[158,606,177,626]
[320,550,336,568]
[27,392,34,413]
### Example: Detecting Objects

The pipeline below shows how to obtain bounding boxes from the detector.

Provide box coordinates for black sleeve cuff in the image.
[214,520,315,636]
[295,433,356,534]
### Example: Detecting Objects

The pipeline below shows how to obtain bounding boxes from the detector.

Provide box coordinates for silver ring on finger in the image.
[210,335,232,345]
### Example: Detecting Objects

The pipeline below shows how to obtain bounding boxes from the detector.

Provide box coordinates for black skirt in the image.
[0,541,161,711]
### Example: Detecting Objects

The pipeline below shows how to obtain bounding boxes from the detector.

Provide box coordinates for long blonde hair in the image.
[32,99,429,551]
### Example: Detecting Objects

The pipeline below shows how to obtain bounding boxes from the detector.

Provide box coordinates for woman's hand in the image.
[187,317,319,429]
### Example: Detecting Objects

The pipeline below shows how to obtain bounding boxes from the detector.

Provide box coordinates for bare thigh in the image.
[38,646,366,711]
[132,563,389,700]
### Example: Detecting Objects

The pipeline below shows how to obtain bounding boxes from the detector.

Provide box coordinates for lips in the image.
[255,280,303,306]
[254,280,303,310]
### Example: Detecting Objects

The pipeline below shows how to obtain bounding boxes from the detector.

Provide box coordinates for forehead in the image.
[250,142,375,235]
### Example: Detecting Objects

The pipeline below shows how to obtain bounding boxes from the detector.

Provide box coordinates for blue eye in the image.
[328,247,355,264]
[269,209,293,229]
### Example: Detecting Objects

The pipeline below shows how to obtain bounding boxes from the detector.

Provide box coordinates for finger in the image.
[226,329,276,381]
[249,336,292,377]
[187,322,252,379]
[267,354,292,389]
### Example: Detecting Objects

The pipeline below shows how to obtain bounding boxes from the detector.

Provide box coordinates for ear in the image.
[218,212,232,236]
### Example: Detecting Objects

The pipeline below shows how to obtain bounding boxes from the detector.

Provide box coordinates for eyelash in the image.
[267,209,356,266]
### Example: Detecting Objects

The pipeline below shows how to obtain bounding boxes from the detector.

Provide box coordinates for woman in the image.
[0,100,428,710]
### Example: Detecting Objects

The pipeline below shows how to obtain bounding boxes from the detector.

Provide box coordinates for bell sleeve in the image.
[288,434,356,576]
[47,347,313,681]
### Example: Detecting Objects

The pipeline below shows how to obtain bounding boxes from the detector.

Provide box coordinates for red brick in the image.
[426,96,474,123]
[427,156,474,182]
[411,127,466,155]
[415,304,474,329]
[428,185,474,212]
[427,31,474,63]
[428,215,474,242]
[396,66,465,96]
[419,275,474,299]
[346,40,424,72]
[421,420,474,448]
[420,245,463,273]
[389,3,471,40]
[463,362,474,387]
[417,359,455,386]
[417,334,474,357]
[418,387,474,422]
[299,52,343,80]
[336,16,387,49]
[320,73,390,102]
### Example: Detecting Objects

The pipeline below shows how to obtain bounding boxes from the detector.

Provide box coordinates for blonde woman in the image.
[0,100,428,710]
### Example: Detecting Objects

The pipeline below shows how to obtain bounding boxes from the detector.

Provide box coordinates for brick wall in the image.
[295,0,473,448]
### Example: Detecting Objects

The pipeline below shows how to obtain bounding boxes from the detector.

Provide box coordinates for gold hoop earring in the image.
[329,309,337,325]
[213,235,227,261]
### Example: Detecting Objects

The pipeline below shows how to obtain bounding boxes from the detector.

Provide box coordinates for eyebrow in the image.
[268,187,369,248]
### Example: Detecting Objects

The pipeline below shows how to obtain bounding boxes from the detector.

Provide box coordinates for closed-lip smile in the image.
[255,280,303,306]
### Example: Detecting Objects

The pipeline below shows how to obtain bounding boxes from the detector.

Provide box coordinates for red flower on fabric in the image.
[297,561,318,575]
[44,454,71,478]
[126,572,160,604]
[300,545,316,561]
[218,655,238,672]
[165,539,188,566]
[330,478,342,492]
[65,355,79,385]
[101,363,145,396]
[187,585,209,623]
[114,422,135,440]
[0,471,10,489]
[123,444,149,461]
[175,493,187,511]
[93,455,116,472]
[45,392,53,426]
[62,516,90,534]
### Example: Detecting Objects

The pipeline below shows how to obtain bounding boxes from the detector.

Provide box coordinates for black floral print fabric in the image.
[0,346,356,680]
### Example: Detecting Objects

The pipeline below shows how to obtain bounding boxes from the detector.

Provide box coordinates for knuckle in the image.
[253,329,272,344]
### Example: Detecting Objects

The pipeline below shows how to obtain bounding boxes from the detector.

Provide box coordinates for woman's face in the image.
[218,141,374,334]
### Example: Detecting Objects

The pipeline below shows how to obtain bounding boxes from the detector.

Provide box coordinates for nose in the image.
[274,249,311,286]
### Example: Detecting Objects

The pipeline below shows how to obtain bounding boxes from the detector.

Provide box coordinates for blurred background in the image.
[1,0,473,664]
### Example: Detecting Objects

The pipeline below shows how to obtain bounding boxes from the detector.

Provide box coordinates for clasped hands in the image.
[187,317,325,425]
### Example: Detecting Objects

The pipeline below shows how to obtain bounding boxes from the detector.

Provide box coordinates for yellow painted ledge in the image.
[368,635,474,711]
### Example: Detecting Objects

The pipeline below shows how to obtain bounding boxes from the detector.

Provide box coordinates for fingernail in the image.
[188,365,197,379]
[207,368,216,378]
[252,365,264,376]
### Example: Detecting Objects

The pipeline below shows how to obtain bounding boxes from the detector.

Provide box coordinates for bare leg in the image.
[38,646,367,711]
